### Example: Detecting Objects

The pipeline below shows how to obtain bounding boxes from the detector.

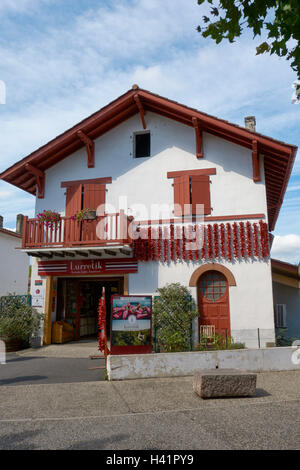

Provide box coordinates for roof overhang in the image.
[0,87,297,231]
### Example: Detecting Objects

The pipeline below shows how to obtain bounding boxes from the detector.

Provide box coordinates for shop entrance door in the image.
[56,277,124,341]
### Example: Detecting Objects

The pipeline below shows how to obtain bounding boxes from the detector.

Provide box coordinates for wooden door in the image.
[197,270,230,338]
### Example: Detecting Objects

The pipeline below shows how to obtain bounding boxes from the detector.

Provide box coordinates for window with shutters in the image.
[64,180,109,217]
[168,170,215,217]
[274,304,287,328]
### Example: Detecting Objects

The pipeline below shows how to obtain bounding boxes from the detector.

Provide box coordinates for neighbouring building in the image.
[0,86,297,348]
[272,258,300,340]
[0,215,29,296]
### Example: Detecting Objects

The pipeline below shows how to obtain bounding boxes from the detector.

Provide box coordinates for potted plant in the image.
[73,208,97,221]
[37,209,61,230]
[0,295,44,352]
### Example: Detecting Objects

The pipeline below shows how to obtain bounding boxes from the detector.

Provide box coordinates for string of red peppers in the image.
[132,221,269,262]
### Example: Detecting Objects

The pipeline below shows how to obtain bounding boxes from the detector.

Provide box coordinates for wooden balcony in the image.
[21,211,133,257]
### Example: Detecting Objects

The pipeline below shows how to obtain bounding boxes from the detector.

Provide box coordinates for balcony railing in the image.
[22,211,132,249]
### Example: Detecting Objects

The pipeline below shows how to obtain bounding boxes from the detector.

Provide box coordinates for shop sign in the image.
[110,295,152,354]
[38,259,138,276]
[32,287,45,308]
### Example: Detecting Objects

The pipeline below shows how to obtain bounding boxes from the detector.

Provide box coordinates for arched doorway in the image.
[197,270,230,338]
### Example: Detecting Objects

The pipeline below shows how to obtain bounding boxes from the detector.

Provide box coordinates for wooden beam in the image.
[25,163,45,198]
[88,250,102,256]
[61,177,112,188]
[65,252,76,257]
[53,252,65,257]
[77,130,95,168]
[37,252,53,259]
[252,140,261,182]
[134,94,146,129]
[167,168,216,179]
[43,276,53,345]
[119,248,131,256]
[75,250,88,257]
[104,249,117,256]
[192,117,203,158]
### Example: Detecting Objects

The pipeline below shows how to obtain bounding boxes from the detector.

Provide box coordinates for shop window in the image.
[134,131,150,158]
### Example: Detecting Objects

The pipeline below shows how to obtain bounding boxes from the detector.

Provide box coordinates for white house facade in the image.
[0,86,297,349]
[0,220,29,296]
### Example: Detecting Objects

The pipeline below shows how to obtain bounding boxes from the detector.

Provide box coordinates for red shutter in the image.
[173,175,190,216]
[65,184,82,216]
[83,183,106,214]
[191,175,211,215]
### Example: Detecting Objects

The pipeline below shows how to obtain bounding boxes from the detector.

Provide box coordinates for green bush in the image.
[275,328,298,347]
[153,283,198,352]
[0,294,43,345]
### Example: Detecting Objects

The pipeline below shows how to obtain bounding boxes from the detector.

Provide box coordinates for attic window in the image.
[134,131,150,158]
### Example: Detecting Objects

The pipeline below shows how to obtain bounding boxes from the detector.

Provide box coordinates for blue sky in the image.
[0,0,299,262]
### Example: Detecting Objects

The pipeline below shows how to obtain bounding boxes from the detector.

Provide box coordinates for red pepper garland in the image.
[140,228,147,261]
[263,222,270,257]
[201,226,207,259]
[213,223,219,259]
[226,223,232,261]
[253,223,259,257]
[220,223,226,258]
[246,221,252,258]
[207,224,213,260]
[157,226,162,261]
[239,222,246,258]
[163,226,169,262]
[98,295,106,353]
[233,222,239,259]
[187,225,194,260]
[175,225,181,260]
[150,226,156,261]
[194,224,200,260]
[170,224,175,261]
[259,220,269,258]
[132,221,269,262]
[182,226,186,261]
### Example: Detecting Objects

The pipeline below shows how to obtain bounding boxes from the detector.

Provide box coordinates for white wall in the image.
[31,110,274,347]
[36,112,268,221]
[0,232,29,296]
[127,258,275,348]
[107,347,300,380]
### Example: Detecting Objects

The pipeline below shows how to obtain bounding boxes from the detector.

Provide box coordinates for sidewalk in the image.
[0,371,299,449]
[17,339,102,359]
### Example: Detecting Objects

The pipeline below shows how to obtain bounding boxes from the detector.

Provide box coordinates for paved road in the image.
[0,370,299,450]
[0,353,105,386]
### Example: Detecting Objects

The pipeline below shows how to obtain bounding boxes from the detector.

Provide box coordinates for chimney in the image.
[0,215,3,229]
[244,116,256,132]
[16,214,24,234]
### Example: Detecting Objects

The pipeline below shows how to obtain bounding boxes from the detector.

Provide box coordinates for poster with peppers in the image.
[111,295,152,354]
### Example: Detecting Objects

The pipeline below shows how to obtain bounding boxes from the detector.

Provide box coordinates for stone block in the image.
[193,369,257,398]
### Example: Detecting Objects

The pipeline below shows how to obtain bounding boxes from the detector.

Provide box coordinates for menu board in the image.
[111,296,152,354]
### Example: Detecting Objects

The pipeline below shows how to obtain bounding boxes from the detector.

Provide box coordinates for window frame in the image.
[133,130,151,159]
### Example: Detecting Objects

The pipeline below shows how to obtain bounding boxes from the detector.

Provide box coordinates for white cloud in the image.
[271,234,300,264]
